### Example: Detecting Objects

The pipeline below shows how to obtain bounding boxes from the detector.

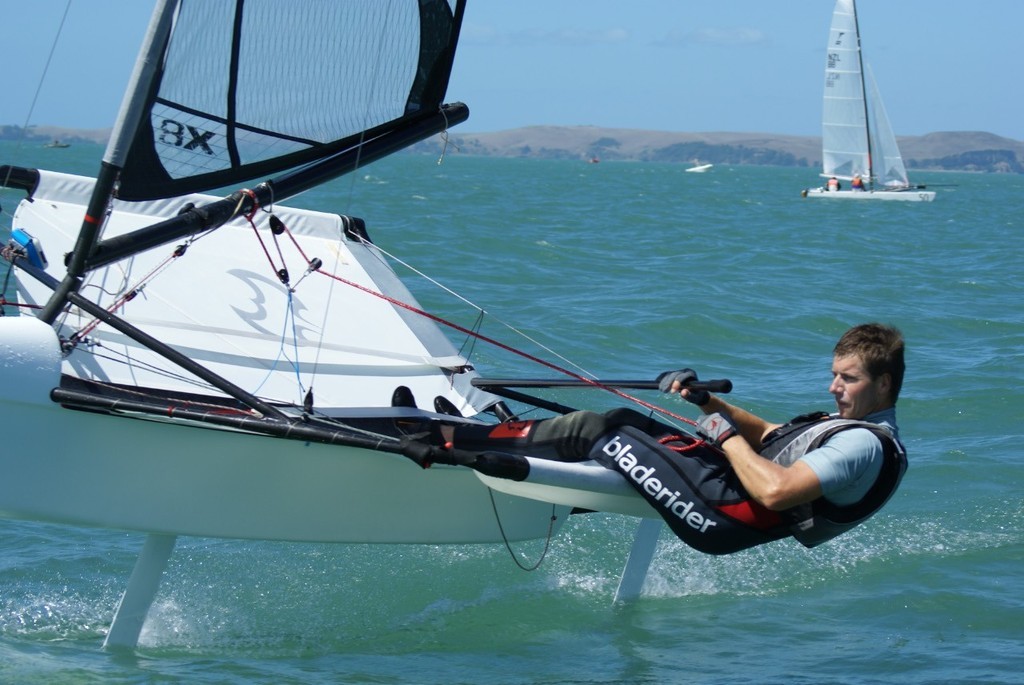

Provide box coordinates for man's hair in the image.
[834,323,905,403]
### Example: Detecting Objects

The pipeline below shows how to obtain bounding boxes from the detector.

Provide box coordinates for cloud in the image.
[654,27,769,48]
[461,23,629,47]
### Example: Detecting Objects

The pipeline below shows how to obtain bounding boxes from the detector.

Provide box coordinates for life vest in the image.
[589,413,906,554]
[759,412,907,548]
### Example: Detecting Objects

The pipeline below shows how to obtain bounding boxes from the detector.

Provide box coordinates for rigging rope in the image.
[20,179,695,431]
[249,290,307,400]
[0,0,74,192]
[69,242,189,345]
[311,262,695,427]
[237,211,697,428]
[490,491,558,572]
[360,239,598,384]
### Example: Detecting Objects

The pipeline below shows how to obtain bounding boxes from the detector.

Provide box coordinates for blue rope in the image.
[250,290,306,402]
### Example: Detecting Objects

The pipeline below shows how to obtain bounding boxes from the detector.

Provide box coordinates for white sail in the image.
[864,64,910,188]
[820,0,869,181]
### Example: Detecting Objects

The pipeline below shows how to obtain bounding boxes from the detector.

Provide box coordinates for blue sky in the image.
[5,1,1022,140]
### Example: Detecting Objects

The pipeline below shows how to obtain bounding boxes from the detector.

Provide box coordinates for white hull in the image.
[0,171,658,547]
[803,187,936,202]
[685,163,713,173]
[0,317,571,544]
[477,458,653,519]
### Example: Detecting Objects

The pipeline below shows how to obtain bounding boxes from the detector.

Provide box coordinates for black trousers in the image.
[451,409,792,554]
[449,408,682,461]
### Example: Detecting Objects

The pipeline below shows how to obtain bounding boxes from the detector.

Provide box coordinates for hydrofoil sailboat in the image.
[1,0,718,648]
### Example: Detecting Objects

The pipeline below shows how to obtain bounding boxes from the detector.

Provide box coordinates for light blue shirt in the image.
[799,408,899,506]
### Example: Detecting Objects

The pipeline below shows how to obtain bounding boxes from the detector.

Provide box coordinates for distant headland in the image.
[4,124,1022,173]
[411,126,1024,174]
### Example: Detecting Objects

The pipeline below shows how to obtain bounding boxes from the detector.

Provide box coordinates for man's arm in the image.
[686,392,779,449]
[716,434,823,511]
[689,394,823,511]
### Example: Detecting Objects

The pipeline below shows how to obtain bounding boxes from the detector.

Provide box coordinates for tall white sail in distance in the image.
[821,0,869,181]
[820,0,913,188]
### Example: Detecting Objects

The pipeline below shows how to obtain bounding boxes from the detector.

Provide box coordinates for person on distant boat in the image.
[407,323,906,555]
[851,175,866,190]
[827,176,841,191]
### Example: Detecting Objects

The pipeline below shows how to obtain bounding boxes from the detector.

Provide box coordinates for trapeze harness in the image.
[588,412,907,555]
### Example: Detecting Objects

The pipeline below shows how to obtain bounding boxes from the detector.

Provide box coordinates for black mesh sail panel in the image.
[117,0,463,200]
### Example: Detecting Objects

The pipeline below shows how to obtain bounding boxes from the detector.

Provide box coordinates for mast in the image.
[38,0,179,323]
[850,0,875,189]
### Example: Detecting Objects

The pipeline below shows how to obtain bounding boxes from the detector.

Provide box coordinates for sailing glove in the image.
[696,412,738,447]
[656,368,710,406]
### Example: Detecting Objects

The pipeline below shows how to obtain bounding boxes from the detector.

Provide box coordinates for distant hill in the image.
[411,126,1024,174]
[4,124,1022,173]
[0,125,110,146]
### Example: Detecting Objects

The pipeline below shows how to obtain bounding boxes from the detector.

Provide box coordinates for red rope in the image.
[0,298,42,310]
[244,198,280,276]
[314,268,697,427]
[257,214,701,433]
[285,228,312,263]
[658,434,706,453]
[70,248,182,343]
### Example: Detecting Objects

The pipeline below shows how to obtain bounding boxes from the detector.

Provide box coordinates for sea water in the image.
[1,141,1022,684]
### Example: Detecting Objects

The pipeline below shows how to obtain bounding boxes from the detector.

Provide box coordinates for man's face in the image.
[829,354,891,419]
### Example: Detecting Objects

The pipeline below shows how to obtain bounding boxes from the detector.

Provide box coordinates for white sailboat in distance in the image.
[803,0,936,202]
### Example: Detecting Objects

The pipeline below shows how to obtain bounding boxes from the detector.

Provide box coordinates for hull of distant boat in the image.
[0,317,571,544]
[685,164,713,173]
[803,187,936,202]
